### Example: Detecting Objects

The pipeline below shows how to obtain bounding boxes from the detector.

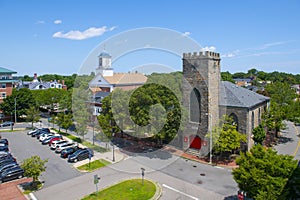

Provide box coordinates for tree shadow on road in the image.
[277,136,294,144]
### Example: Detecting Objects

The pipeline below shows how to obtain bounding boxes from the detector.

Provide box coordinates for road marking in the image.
[293,124,300,156]
[124,156,132,160]
[29,193,38,200]
[162,184,200,200]
[214,166,224,169]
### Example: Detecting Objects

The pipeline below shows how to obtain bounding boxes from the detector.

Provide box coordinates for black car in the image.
[68,148,93,163]
[0,121,14,127]
[0,162,18,174]
[61,147,79,158]
[0,139,8,146]
[0,166,24,183]
[0,144,8,152]
[0,156,16,165]
[31,128,50,137]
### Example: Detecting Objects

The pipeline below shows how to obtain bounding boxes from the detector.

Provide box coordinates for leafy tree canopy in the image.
[233,145,298,199]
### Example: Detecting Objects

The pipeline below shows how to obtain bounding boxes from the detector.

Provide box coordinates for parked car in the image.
[42,135,62,145]
[0,139,8,146]
[68,148,93,163]
[0,156,16,165]
[60,147,79,158]
[55,143,76,153]
[27,128,38,135]
[0,166,24,183]
[0,162,18,174]
[0,151,11,157]
[50,140,67,150]
[31,128,50,137]
[47,136,63,146]
[0,144,8,152]
[39,133,54,142]
[36,130,51,140]
[0,121,14,127]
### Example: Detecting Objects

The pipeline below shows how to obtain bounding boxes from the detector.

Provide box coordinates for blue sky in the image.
[0,0,300,76]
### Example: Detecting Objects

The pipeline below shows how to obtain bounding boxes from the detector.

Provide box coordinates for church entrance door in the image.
[189,135,201,149]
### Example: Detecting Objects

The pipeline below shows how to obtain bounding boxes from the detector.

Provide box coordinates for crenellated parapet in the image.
[183,51,220,60]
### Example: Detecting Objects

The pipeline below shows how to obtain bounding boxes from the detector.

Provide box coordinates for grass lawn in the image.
[77,159,111,172]
[82,179,156,200]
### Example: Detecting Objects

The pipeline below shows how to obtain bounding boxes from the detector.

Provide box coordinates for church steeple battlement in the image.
[183,51,220,60]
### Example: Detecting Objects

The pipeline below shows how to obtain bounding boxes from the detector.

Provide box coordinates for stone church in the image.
[182,51,270,154]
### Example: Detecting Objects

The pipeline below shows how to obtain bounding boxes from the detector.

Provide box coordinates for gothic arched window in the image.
[229,113,239,131]
[190,88,201,123]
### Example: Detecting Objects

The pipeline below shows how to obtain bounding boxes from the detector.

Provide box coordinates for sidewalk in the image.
[163,145,238,169]
[73,149,125,168]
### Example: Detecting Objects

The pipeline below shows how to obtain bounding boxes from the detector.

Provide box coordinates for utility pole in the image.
[14,97,17,123]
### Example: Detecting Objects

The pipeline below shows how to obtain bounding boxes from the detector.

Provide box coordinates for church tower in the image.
[182,51,221,155]
[96,52,113,76]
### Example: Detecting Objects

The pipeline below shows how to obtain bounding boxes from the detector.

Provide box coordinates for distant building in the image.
[233,78,253,87]
[0,66,18,103]
[88,52,147,115]
[291,84,300,95]
[18,73,67,90]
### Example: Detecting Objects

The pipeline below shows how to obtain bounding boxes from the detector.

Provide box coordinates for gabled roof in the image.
[220,81,270,108]
[104,73,147,85]
[89,74,112,87]
[0,67,17,74]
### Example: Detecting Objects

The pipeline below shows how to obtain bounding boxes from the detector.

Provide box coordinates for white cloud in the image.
[221,53,236,58]
[35,20,45,24]
[182,32,191,37]
[52,26,116,40]
[109,26,117,31]
[54,19,62,24]
[201,46,216,52]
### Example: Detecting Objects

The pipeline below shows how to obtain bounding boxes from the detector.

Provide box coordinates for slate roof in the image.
[0,67,17,74]
[220,81,270,108]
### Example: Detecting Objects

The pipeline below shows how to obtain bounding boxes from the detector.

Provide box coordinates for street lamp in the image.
[206,113,212,165]
[112,131,115,162]
[14,97,17,123]
[10,112,13,131]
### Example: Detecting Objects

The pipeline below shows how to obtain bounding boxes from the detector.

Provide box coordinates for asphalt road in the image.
[0,131,82,188]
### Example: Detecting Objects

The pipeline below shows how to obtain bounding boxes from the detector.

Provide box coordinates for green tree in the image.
[56,113,73,132]
[221,71,234,83]
[252,124,266,145]
[21,156,48,187]
[25,106,41,128]
[207,115,246,155]
[0,88,36,119]
[233,145,297,199]
[72,87,90,141]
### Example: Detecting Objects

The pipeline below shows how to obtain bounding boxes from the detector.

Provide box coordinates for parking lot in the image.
[0,131,82,188]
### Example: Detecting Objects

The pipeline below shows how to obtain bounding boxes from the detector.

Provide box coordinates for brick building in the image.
[0,67,18,103]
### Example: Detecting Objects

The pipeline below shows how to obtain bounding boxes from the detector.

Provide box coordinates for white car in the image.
[39,133,53,142]
[27,128,38,135]
[50,140,67,150]
[55,143,76,153]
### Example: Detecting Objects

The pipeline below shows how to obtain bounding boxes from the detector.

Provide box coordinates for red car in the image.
[48,137,62,146]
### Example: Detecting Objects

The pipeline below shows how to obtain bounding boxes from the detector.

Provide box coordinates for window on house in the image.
[190,88,201,123]
[1,84,6,88]
[1,92,6,99]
